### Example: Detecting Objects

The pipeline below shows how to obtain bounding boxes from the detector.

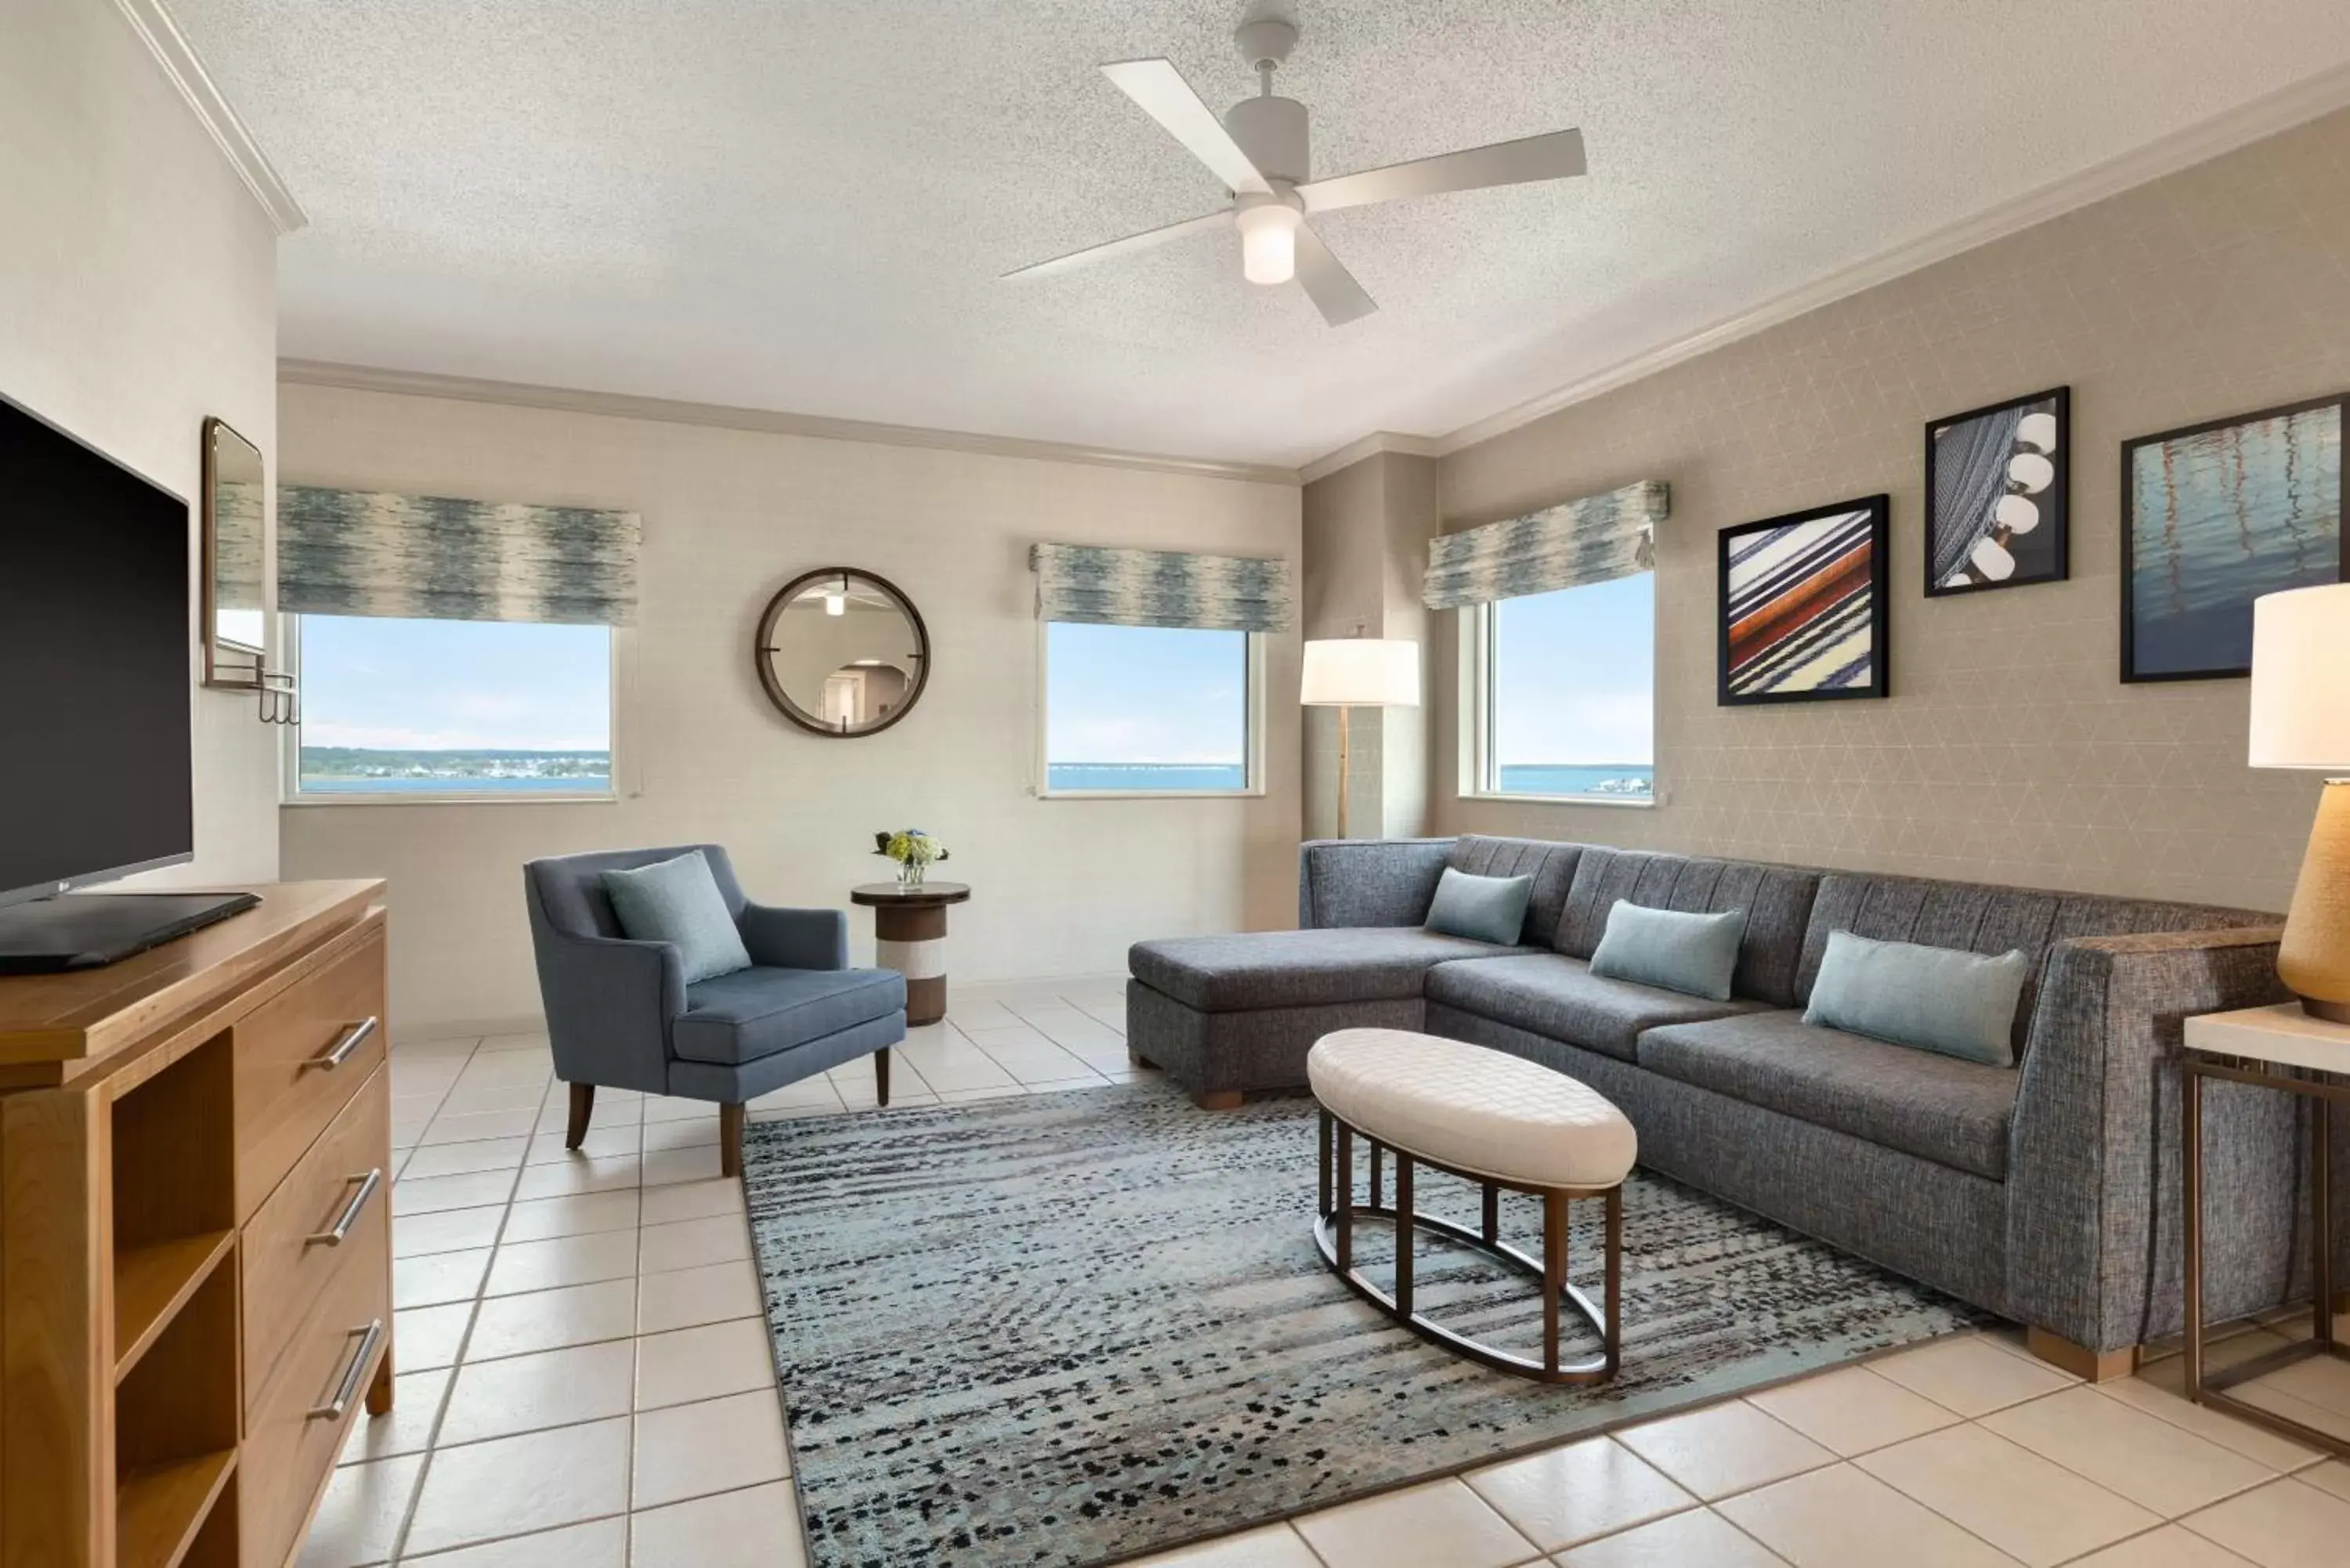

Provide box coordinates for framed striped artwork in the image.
[1718,496,1891,706]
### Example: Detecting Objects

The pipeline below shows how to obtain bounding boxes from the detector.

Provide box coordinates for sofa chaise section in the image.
[1130,837,1580,1107]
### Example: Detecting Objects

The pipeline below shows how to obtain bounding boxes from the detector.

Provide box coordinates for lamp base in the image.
[2278,780,2350,1022]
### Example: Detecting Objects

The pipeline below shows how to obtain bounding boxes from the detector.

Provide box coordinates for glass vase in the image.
[897,859,927,891]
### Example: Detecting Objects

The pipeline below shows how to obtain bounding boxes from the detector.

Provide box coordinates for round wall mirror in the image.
[754,568,930,736]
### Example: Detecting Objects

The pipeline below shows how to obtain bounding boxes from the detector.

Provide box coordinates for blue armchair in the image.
[523,844,906,1176]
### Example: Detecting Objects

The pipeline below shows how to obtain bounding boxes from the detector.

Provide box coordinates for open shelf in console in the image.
[109,1032,240,1566]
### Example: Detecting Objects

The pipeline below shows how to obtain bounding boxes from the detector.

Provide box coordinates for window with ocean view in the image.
[292,616,614,799]
[1478,573,1654,801]
[1043,622,1254,794]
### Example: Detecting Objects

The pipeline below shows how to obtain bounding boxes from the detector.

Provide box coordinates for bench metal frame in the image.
[1314,1105,1623,1385]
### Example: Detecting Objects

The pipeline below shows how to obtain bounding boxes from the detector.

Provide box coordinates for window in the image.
[1041,622,1258,795]
[1471,573,1654,802]
[289,616,614,800]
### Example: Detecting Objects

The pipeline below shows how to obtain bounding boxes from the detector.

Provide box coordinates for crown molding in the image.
[1297,431,1446,486]
[1299,61,2350,474]
[113,0,306,234]
[278,360,1302,486]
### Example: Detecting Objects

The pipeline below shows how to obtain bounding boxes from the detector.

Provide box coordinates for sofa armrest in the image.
[530,927,686,1095]
[739,902,849,970]
[2006,926,2316,1353]
[1297,838,1456,929]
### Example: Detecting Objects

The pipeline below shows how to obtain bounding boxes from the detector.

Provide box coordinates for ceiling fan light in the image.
[824,592,846,616]
[1237,203,1300,285]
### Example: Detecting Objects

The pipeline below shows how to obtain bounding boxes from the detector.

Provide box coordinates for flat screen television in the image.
[0,392,197,908]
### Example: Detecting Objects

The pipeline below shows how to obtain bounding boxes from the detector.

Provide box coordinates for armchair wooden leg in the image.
[566,1083,595,1149]
[875,1048,891,1108]
[720,1102,745,1180]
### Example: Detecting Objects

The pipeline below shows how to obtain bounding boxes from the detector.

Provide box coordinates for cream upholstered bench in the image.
[1307,1028,1637,1384]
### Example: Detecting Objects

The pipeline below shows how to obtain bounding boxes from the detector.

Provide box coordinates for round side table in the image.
[850,882,971,1026]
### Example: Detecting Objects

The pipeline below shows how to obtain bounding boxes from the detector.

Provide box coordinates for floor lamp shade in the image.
[1300,639,1421,840]
[2250,584,2350,1021]
[1300,639,1422,709]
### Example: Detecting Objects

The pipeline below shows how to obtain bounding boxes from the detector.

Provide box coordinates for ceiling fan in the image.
[1005,16,1588,325]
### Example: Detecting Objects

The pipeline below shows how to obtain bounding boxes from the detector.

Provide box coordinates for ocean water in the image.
[1047,764,1247,793]
[298,774,611,794]
[1495,764,1654,799]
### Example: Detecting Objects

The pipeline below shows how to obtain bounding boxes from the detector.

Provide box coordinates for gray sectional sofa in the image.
[1127,835,2349,1367]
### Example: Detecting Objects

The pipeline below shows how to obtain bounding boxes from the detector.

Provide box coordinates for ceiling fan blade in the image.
[1003,210,1229,279]
[1292,223,1376,327]
[1101,58,1271,196]
[1300,128,1585,213]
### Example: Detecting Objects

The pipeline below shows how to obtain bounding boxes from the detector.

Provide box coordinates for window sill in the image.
[1036,789,1267,801]
[1458,790,1658,808]
[283,789,620,807]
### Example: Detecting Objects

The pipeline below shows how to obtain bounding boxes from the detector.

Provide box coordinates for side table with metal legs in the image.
[2182,1004,2350,1458]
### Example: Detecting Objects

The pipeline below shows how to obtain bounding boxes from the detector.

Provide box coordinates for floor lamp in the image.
[1300,638,1421,840]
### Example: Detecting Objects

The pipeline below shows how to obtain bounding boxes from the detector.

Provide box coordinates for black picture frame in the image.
[1718,495,1891,706]
[2119,392,2348,683]
[1923,385,2070,598]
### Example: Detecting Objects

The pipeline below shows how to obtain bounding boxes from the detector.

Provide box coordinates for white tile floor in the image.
[307,979,2350,1568]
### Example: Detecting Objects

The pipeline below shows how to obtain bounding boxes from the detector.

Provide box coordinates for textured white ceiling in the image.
[176,1,2350,468]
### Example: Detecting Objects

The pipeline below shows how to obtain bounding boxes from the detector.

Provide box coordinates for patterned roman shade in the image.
[1030,542,1293,633]
[278,486,642,625]
[1421,480,1669,609]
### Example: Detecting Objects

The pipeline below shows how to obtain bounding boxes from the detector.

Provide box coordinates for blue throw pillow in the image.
[1587,901,1748,1001]
[1803,930,2030,1068]
[1424,867,1534,946]
[601,851,753,985]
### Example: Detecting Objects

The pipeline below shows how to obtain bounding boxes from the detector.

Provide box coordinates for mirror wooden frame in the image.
[753,567,931,737]
[201,416,266,688]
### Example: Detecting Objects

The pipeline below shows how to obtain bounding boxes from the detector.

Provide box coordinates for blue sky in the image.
[1047,622,1246,764]
[1491,573,1654,766]
[301,616,612,750]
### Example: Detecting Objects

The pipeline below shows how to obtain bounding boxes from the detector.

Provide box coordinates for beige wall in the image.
[1300,452,1440,840]
[277,383,1302,1032]
[1,0,282,886]
[1416,107,2350,914]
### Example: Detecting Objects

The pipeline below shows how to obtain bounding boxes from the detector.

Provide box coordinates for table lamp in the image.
[1300,638,1420,840]
[2251,583,2350,1021]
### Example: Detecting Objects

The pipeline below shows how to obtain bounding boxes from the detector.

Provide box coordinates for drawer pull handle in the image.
[308,1016,379,1071]
[306,1168,384,1248]
[309,1318,385,1422]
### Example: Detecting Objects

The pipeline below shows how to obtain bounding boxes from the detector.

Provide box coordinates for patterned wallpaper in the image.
[1430,106,2350,914]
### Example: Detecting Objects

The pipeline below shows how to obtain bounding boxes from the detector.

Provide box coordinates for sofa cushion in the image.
[671,966,906,1067]
[1448,837,1585,949]
[1589,902,1747,1001]
[1805,931,2030,1067]
[1426,868,1535,945]
[1793,871,2280,1060]
[1130,928,1528,1012]
[1554,848,1820,1007]
[1426,952,1773,1062]
[1638,1010,2020,1180]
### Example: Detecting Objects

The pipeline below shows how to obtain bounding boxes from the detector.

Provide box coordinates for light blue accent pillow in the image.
[1588,901,1748,1001]
[1803,930,2030,1068]
[1424,868,1535,946]
[600,851,753,985]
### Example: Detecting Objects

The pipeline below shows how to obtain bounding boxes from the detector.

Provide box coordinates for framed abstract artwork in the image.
[2121,393,2345,682]
[1925,385,2068,596]
[1718,495,1890,706]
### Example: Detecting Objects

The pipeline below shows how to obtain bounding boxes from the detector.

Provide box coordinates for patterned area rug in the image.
[743,1081,1985,1568]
